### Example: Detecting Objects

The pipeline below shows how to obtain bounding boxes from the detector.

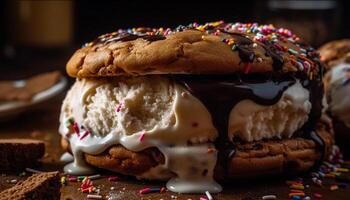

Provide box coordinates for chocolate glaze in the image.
[172,72,324,173]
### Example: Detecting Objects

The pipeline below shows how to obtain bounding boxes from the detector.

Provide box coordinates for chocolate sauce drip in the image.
[94,33,165,45]
[298,71,325,169]
[237,46,255,63]
[264,43,284,71]
[172,73,324,173]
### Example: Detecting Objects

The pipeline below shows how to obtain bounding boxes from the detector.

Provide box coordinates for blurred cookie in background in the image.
[319,39,350,157]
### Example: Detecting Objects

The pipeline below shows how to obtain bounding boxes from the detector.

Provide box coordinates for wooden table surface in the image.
[0,75,350,200]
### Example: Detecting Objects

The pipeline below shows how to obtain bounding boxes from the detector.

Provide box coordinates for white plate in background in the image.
[0,76,67,120]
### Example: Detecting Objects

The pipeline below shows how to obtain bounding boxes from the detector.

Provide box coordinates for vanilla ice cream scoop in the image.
[59,76,221,193]
[60,76,218,143]
[229,80,311,142]
[326,63,350,127]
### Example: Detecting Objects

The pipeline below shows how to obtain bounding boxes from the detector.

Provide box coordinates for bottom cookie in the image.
[62,120,334,180]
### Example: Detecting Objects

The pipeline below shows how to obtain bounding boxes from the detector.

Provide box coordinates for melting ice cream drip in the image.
[61,120,222,193]
[161,145,222,193]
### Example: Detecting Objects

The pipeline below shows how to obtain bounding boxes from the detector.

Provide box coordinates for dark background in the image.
[72,0,348,45]
[0,0,350,78]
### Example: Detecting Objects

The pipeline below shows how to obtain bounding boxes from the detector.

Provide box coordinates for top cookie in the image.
[67,21,321,78]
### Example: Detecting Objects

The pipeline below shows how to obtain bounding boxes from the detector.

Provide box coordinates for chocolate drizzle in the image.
[222,31,256,63]
[172,72,324,173]
[264,43,284,71]
[222,31,284,70]
[92,33,165,46]
[237,46,255,63]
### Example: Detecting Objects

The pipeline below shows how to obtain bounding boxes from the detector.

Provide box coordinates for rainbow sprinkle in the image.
[115,103,123,113]
[139,187,166,195]
[73,122,80,137]
[107,176,119,182]
[80,130,90,140]
[205,191,214,200]
[60,176,67,185]
[139,132,146,142]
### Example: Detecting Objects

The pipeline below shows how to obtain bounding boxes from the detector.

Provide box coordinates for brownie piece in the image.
[0,139,45,170]
[0,171,60,200]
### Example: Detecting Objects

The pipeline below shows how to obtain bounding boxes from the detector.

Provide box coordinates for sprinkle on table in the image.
[78,176,86,181]
[312,177,322,186]
[336,168,349,173]
[205,191,213,200]
[139,187,165,195]
[88,174,102,180]
[25,167,44,173]
[60,176,67,185]
[10,179,17,184]
[107,176,119,182]
[139,187,151,194]
[314,193,322,198]
[289,192,305,198]
[330,184,339,191]
[289,184,304,190]
[81,177,92,188]
[80,177,95,194]
[261,195,276,199]
[68,176,77,182]
[87,194,102,199]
